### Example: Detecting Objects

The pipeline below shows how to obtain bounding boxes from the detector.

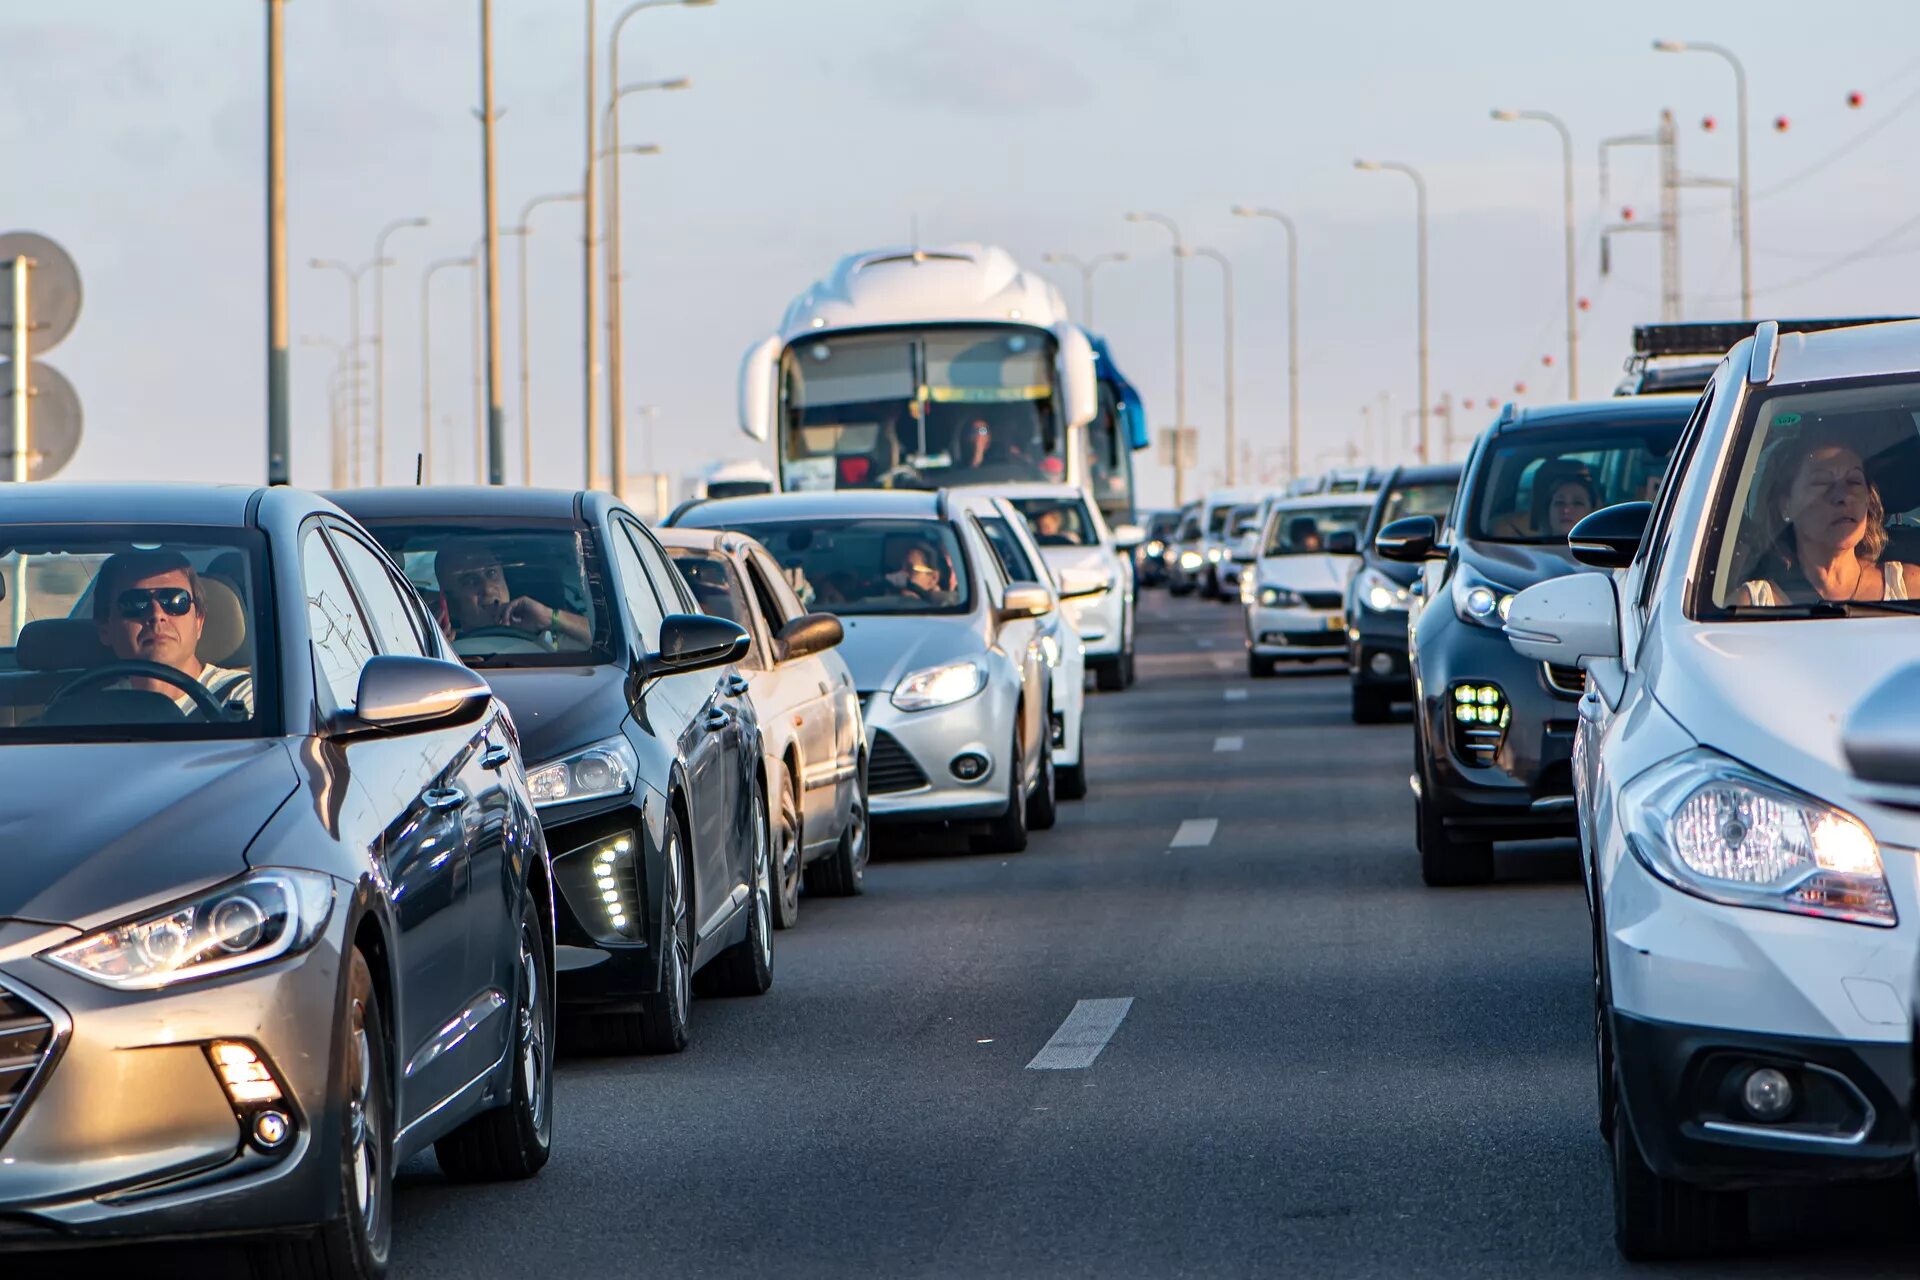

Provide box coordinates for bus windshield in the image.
[779,325,1063,492]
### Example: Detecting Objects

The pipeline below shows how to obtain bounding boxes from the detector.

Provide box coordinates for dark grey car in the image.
[0,485,555,1276]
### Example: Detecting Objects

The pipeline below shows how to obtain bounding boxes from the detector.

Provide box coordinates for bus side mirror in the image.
[1056,326,1098,432]
[738,334,779,443]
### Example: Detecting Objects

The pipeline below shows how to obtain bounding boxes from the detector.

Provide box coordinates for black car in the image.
[1134,509,1180,587]
[1375,397,1693,886]
[334,488,771,1056]
[1343,463,1460,722]
[0,486,553,1273]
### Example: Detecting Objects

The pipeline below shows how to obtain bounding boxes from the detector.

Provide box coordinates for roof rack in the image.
[1631,317,1918,360]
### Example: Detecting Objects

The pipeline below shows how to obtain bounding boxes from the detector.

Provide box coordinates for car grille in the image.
[0,984,57,1150]
[1300,591,1343,610]
[1543,662,1585,697]
[1260,630,1345,648]
[869,729,931,794]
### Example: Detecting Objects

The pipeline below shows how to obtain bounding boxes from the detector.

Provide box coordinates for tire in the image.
[1121,646,1136,688]
[974,729,1029,853]
[435,889,554,1181]
[1611,1075,1748,1259]
[771,768,802,930]
[703,782,775,997]
[249,948,391,1280]
[1247,652,1275,678]
[1025,729,1058,831]
[1416,737,1494,886]
[640,813,695,1050]
[806,756,869,897]
[1094,657,1125,692]
[1350,682,1392,724]
[1057,720,1088,801]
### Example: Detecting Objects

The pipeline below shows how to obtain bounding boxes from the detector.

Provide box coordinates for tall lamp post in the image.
[301,335,350,487]
[1124,211,1188,503]
[1230,205,1301,479]
[1039,251,1127,328]
[1654,39,1752,318]
[515,191,584,486]
[309,258,387,485]
[1184,247,1236,485]
[372,216,430,485]
[1492,109,1578,397]
[1354,159,1430,463]
[265,0,290,485]
[478,0,508,483]
[421,255,476,484]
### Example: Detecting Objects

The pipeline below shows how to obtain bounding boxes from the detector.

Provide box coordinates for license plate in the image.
[1324,615,1344,631]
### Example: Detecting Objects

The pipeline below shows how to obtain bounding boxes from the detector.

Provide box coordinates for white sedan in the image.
[1241,494,1371,676]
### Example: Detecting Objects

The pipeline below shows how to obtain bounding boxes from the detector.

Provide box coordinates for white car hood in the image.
[1254,553,1357,592]
[835,613,988,694]
[1038,544,1113,583]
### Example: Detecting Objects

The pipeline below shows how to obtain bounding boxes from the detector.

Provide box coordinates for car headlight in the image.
[1039,632,1061,668]
[1621,748,1894,927]
[1205,547,1223,563]
[43,869,335,991]
[1356,566,1412,613]
[891,659,988,711]
[1257,585,1301,608]
[1450,568,1519,628]
[1178,549,1203,570]
[528,735,638,808]
[1145,539,1165,557]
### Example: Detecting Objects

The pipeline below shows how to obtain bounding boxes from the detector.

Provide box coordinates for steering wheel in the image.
[454,625,552,655]
[874,464,925,489]
[45,660,230,721]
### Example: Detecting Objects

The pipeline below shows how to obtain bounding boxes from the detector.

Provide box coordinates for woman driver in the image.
[1736,431,1916,605]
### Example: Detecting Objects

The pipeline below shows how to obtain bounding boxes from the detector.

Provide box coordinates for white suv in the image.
[1505,319,1920,1259]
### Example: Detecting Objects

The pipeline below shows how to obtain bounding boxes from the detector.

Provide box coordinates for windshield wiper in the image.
[1719,599,1918,619]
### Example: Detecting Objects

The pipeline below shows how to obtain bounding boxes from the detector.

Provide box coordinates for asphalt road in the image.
[114,590,1920,1278]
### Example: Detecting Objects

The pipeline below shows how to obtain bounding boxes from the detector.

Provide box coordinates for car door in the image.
[739,547,841,847]
[966,515,1045,779]
[301,524,482,1121]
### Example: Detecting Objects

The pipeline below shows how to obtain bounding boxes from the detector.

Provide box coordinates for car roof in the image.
[1494,394,1696,435]
[1381,462,1462,486]
[1200,487,1270,507]
[949,482,1086,502]
[325,485,592,522]
[669,488,947,525]
[1,483,268,526]
[653,527,726,552]
[1768,317,1920,385]
[1269,492,1375,512]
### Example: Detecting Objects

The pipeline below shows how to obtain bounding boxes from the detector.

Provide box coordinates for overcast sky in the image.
[9,0,1920,509]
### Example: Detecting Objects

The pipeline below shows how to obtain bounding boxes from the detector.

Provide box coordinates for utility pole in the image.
[265,0,289,484]
[1125,212,1187,503]
[479,0,506,484]
[582,0,600,488]
[1600,118,1677,321]
[372,217,429,486]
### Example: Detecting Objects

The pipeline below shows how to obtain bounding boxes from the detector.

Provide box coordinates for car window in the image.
[714,518,973,615]
[1263,505,1365,556]
[1469,423,1683,544]
[326,527,429,658]
[746,546,806,624]
[1007,496,1096,547]
[966,517,1009,599]
[302,528,377,713]
[741,553,795,633]
[607,521,668,653]
[665,548,748,625]
[977,515,1040,583]
[1638,385,1716,613]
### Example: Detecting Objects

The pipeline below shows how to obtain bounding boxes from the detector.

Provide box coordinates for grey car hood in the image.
[834,614,988,693]
[0,739,300,929]
[480,664,630,769]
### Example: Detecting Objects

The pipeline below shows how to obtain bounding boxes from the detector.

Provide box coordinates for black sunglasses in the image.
[116,587,196,618]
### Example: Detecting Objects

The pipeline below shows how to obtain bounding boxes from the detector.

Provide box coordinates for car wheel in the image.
[249,948,391,1280]
[639,814,695,1051]
[1351,682,1392,724]
[1611,1073,1748,1259]
[1247,652,1275,678]
[974,729,1029,853]
[806,755,868,897]
[1025,729,1057,831]
[1415,736,1494,886]
[1093,657,1125,692]
[435,888,554,1181]
[1593,925,1616,1143]
[772,768,802,930]
[1057,720,1089,801]
[703,781,775,997]
[1121,644,1136,688]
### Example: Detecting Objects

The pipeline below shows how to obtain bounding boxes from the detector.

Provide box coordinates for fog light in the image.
[592,837,637,937]
[1369,652,1393,676]
[1740,1066,1795,1122]
[951,752,989,781]
[251,1109,292,1150]
[209,1040,283,1106]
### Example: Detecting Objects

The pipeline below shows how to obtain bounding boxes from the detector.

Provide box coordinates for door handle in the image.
[704,709,732,733]
[724,674,750,698]
[423,787,466,812]
[481,744,513,771]
[818,681,830,696]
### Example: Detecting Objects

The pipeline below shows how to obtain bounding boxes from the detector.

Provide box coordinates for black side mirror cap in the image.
[648,613,751,677]
[1374,515,1442,563]
[776,611,843,662]
[1567,502,1653,570]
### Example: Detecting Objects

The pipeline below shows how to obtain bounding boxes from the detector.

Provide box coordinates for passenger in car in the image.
[883,538,959,606]
[1735,433,1917,604]
[92,550,255,716]
[1491,460,1598,539]
[435,541,592,645]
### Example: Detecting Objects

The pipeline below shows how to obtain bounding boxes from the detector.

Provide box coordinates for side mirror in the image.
[1110,523,1146,551]
[650,612,751,676]
[1568,501,1654,570]
[1375,515,1442,563]
[354,655,492,731]
[737,334,780,443]
[1055,325,1099,431]
[1503,574,1621,666]
[1056,568,1108,600]
[1231,533,1259,561]
[1327,530,1359,555]
[775,611,843,661]
[1844,664,1920,807]
[997,582,1054,621]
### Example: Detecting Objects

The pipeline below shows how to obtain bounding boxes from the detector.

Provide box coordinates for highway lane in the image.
[123,588,1913,1278]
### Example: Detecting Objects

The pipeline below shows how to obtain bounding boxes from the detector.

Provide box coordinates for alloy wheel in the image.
[752,791,773,968]
[519,925,548,1133]
[348,1013,379,1236]
[667,830,691,1020]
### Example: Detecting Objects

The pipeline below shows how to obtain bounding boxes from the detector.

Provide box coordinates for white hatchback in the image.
[1241,494,1371,676]
[1505,319,1920,1260]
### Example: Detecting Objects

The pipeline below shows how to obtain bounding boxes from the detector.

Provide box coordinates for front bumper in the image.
[1246,602,1348,659]
[0,909,351,1245]
[1348,607,1412,690]
[863,685,1018,823]
[537,787,671,1009]
[1062,589,1124,659]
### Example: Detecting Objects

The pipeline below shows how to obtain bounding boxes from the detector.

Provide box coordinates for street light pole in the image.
[582,0,600,488]
[372,216,429,485]
[310,258,384,485]
[422,256,476,484]
[1491,110,1578,397]
[1185,247,1236,486]
[1654,39,1752,318]
[1230,206,1301,479]
[265,0,290,485]
[479,0,507,484]
[515,192,584,486]
[1355,160,1430,463]
[1125,212,1187,503]
[1039,251,1127,329]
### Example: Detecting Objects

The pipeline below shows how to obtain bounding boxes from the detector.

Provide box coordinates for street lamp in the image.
[421,255,476,484]
[265,0,289,485]
[372,216,430,485]
[1354,159,1430,463]
[1491,110,1577,398]
[1654,39,1751,317]
[1124,211,1188,503]
[1183,247,1236,486]
[515,192,584,486]
[1039,251,1127,328]
[1230,205,1301,480]
[309,257,388,485]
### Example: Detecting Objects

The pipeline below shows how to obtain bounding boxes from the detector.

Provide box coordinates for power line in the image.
[1755,81,1920,201]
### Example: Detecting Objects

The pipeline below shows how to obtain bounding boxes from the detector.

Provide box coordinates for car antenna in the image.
[414,452,424,486]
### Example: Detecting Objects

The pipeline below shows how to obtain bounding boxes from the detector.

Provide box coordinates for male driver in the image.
[435,541,591,646]
[92,550,255,717]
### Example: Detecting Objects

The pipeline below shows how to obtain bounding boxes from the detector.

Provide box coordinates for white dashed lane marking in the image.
[1214,736,1243,752]
[1170,818,1218,848]
[1224,688,1249,702]
[1026,998,1136,1070]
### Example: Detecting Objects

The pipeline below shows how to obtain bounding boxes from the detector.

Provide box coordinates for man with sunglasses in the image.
[91,550,255,717]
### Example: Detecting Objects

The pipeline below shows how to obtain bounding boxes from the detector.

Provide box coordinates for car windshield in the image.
[1008,496,1096,547]
[357,522,617,667]
[1205,505,1237,538]
[1378,480,1458,528]
[0,526,273,742]
[1264,505,1365,556]
[1469,423,1682,544]
[1698,376,1920,617]
[719,518,973,615]
[1145,513,1180,539]
[666,549,746,623]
